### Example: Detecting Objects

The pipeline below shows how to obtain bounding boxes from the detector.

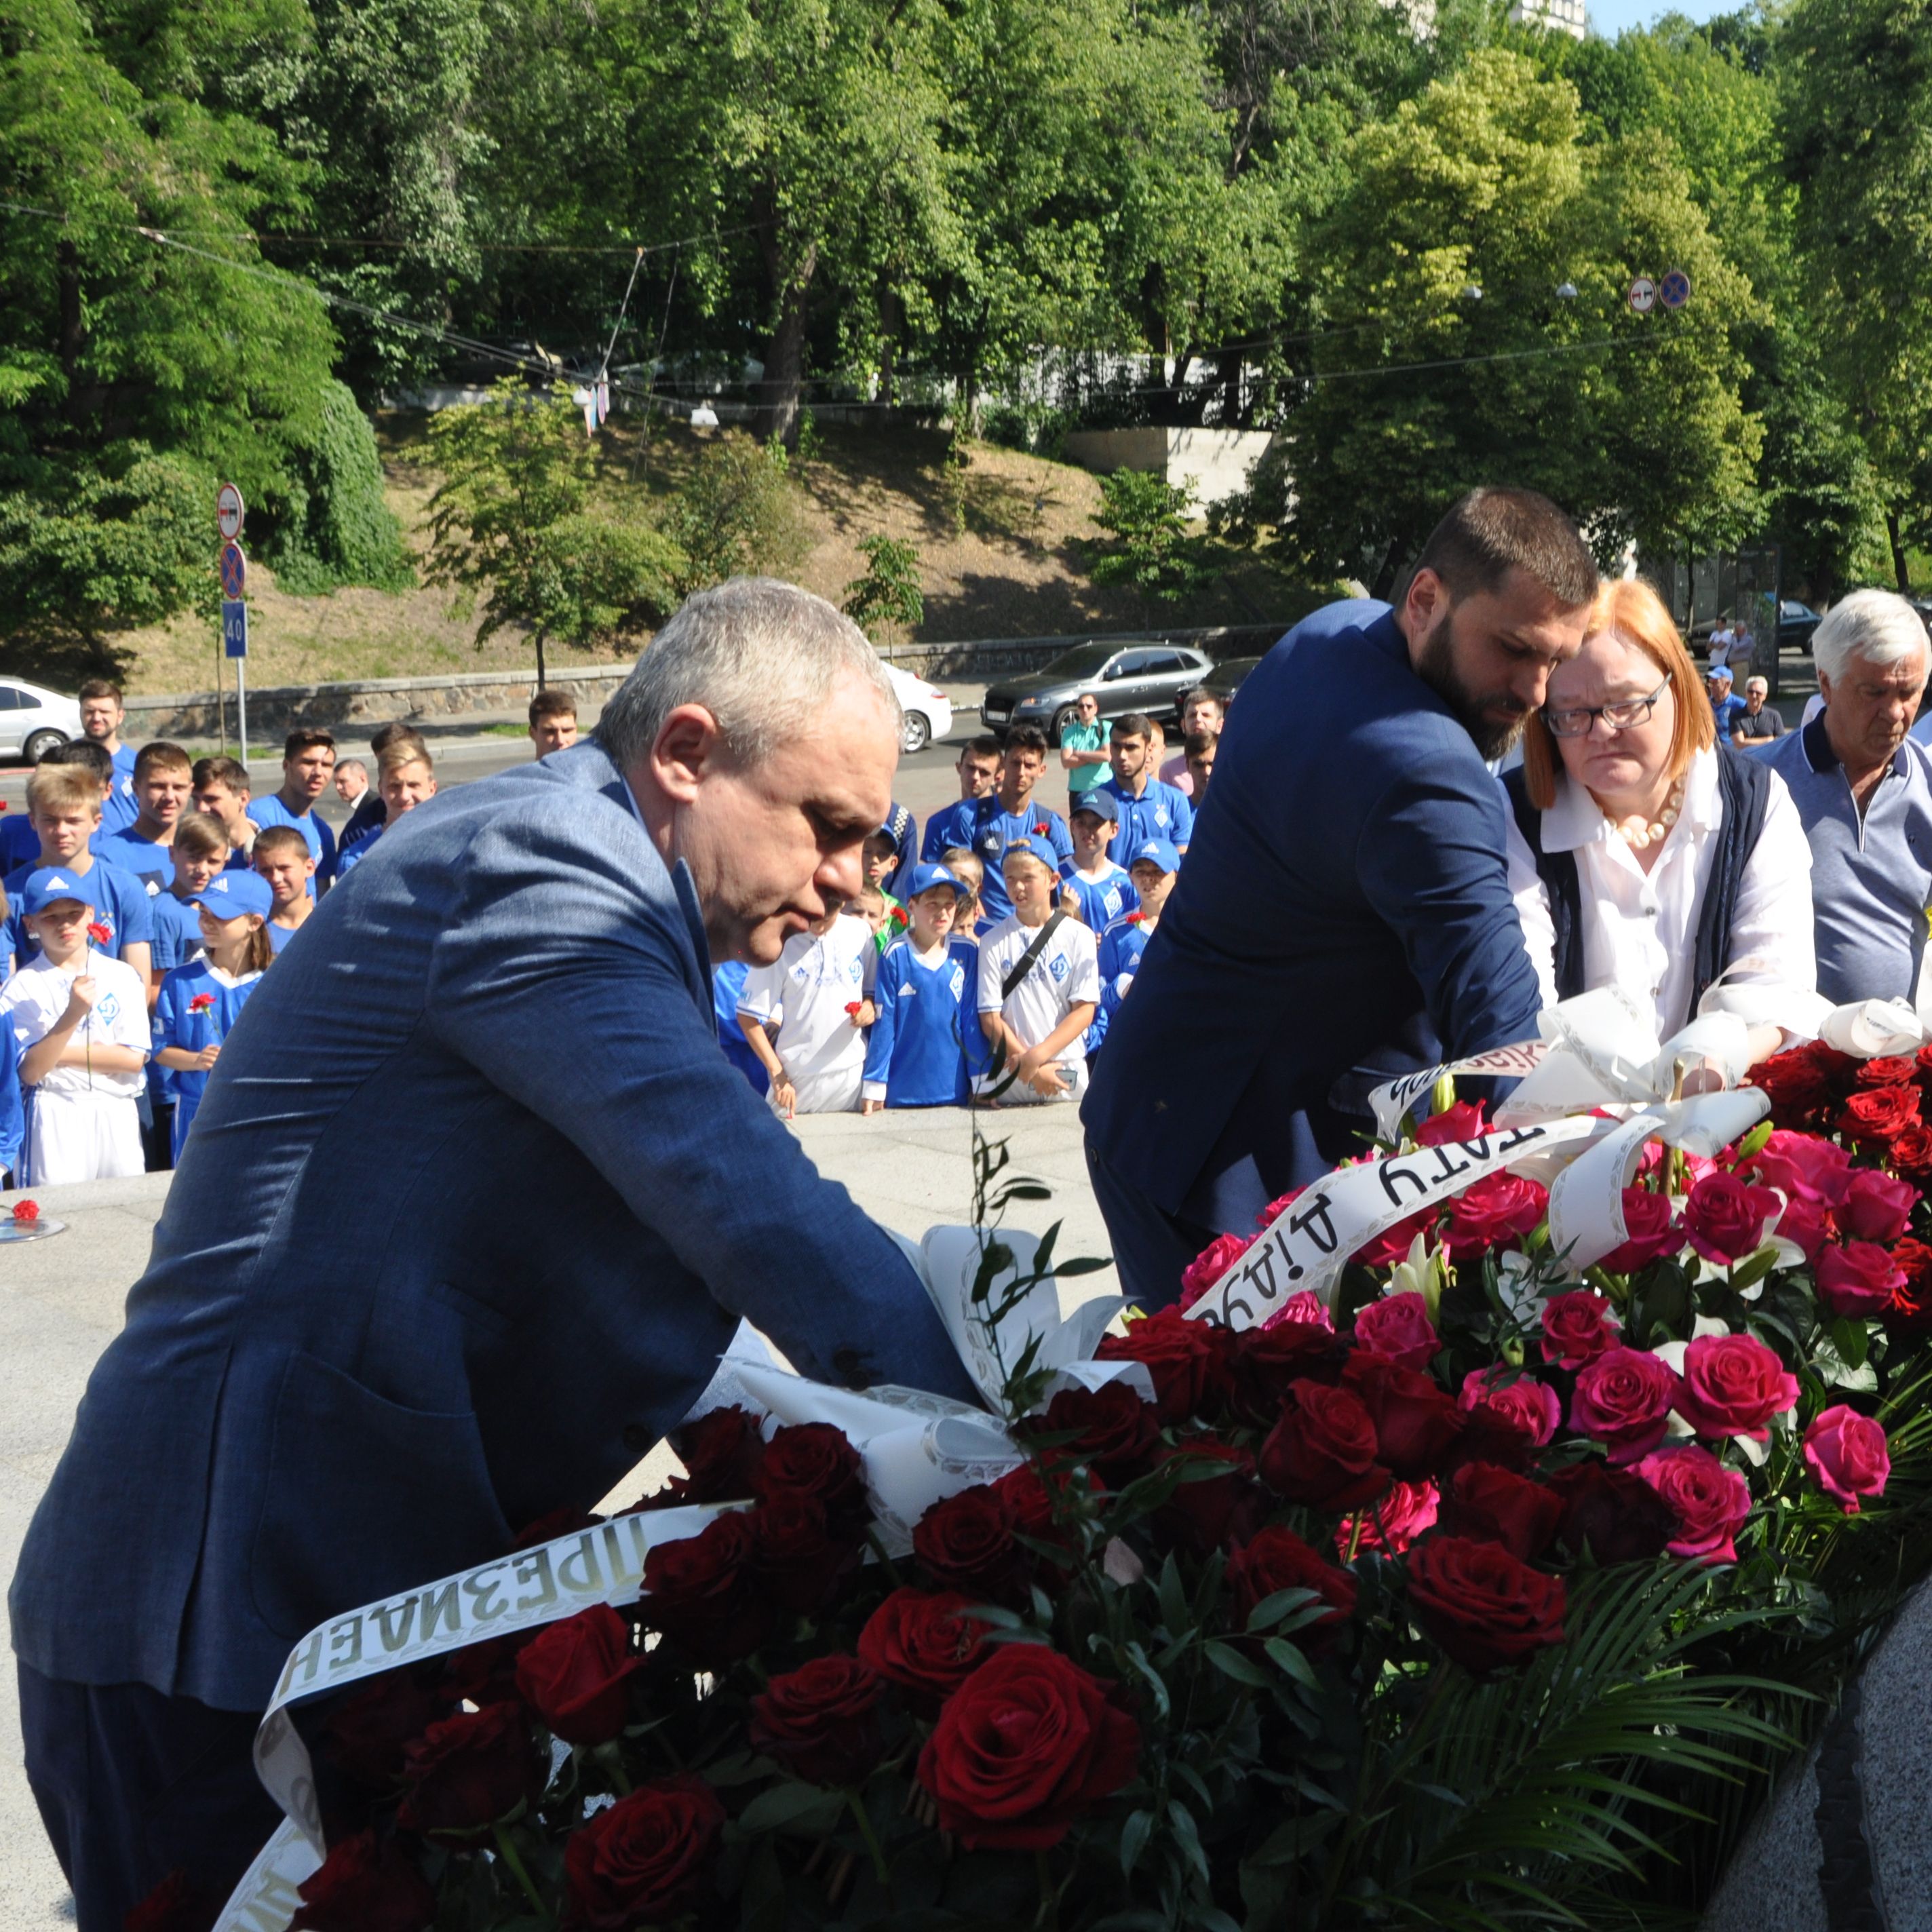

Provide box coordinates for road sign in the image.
[220,541,246,599]
[217,482,245,541]
[223,599,248,659]
[1659,268,1692,310]
[1627,276,1657,315]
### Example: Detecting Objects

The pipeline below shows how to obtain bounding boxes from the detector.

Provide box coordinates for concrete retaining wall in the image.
[1060,427,1275,515]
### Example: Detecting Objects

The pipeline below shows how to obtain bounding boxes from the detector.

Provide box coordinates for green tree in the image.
[663,433,808,594]
[1089,468,1209,611]
[425,381,681,684]
[843,535,924,643]
[273,380,412,592]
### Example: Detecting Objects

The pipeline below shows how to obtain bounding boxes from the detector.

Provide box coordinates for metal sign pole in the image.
[238,654,248,770]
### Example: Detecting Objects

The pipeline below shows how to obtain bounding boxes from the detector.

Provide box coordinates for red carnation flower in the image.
[845,1001,864,1017]
[10,1199,40,1225]
[188,991,216,1013]
[87,919,112,945]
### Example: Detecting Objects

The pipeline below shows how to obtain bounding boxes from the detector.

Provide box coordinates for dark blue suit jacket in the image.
[9,741,977,1710]
[1081,600,1544,1220]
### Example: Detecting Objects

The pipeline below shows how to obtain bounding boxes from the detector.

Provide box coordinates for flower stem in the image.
[494,1822,552,1923]
[595,1741,634,1796]
[1035,1847,1060,1930]
[848,1788,892,1891]
[865,1529,906,1589]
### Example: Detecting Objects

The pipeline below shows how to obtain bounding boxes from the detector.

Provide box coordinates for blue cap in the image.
[1129,838,1180,875]
[999,836,1054,869]
[189,870,274,920]
[20,868,96,916]
[900,862,965,900]
[1068,790,1118,823]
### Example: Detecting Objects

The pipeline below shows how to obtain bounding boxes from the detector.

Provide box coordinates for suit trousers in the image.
[17,1663,279,1930]
[1083,1138,1223,1311]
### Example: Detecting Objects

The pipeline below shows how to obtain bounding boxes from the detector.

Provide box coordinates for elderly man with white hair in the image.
[1754,587,1932,1004]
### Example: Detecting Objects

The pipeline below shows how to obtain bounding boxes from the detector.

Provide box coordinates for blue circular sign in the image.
[1659,268,1692,310]
[220,541,246,598]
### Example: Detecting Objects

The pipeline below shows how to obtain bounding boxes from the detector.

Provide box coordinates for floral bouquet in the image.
[192,1037,1932,1932]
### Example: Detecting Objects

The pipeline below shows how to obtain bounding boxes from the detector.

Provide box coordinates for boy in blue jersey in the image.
[191,756,259,868]
[77,679,140,837]
[3,764,153,990]
[1056,788,1138,931]
[920,736,1002,862]
[94,742,194,896]
[334,743,436,876]
[712,961,769,1096]
[250,729,339,893]
[861,864,983,1111]
[1098,838,1178,1032]
[967,726,1074,929]
[1097,713,1194,855]
[252,826,315,954]
[149,815,227,978]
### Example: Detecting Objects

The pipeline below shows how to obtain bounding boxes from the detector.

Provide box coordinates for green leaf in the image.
[1262,1636,1319,1689]
[1119,1806,1154,1876]
[1245,1585,1321,1634]
[1202,1639,1270,1687]
[737,1781,847,1835]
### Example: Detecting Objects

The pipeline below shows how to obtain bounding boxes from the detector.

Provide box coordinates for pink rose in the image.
[1674,1333,1798,1443]
[1838,1170,1917,1244]
[1803,1405,1891,1514]
[1352,1292,1438,1371]
[1444,1174,1548,1261]
[1596,1190,1684,1273]
[1353,1206,1434,1270]
[1817,1242,1909,1319]
[1177,1232,1254,1311]
[1336,1477,1438,1556]
[1414,1100,1487,1146]
[1568,1348,1684,1465]
[1635,1445,1752,1562]
[1537,1290,1620,1371]
[1775,1197,1834,1264]
[1683,1172,1783,1265]
[1457,1368,1562,1449]
[1746,1131,1853,1208]
[1262,1290,1334,1334]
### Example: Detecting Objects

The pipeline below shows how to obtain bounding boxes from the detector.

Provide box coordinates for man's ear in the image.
[649,704,728,807]
[1403,566,1448,645]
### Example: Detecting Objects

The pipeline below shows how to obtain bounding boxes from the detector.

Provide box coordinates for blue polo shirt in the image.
[251,794,338,894]
[1756,716,1932,1005]
[920,798,980,864]
[149,891,206,975]
[93,829,174,897]
[99,744,140,837]
[1709,693,1748,740]
[0,813,40,870]
[1096,774,1193,855]
[967,797,1074,925]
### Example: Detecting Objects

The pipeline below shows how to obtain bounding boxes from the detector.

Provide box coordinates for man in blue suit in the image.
[10,579,982,1926]
[1082,488,1598,1307]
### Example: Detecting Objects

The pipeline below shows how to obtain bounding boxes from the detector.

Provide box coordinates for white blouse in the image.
[1505,745,1817,1039]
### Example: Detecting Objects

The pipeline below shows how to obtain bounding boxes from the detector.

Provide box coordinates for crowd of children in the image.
[0,675,1218,1174]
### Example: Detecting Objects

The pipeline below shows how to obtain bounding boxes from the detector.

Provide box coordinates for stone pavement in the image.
[0,1103,1109,1928]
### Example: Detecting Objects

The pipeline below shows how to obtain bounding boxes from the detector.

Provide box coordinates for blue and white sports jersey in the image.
[2,855,155,971]
[0,1018,20,1178]
[968,798,1074,925]
[149,892,204,976]
[153,959,263,1161]
[92,830,172,897]
[0,813,40,870]
[99,745,140,838]
[862,937,983,1107]
[1056,858,1138,932]
[265,921,298,956]
[1097,914,1153,1029]
[920,798,978,863]
[712,960,769,1096]
[1096,775,1193,856]
[251,795,337,894]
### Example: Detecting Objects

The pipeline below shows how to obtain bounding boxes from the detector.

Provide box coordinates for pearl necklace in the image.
[1603,777,1684,851]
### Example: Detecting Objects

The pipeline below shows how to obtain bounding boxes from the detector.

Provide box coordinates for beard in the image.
[1412,604,1532,761]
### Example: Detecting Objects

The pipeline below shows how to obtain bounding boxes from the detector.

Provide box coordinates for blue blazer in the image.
[1081,600,1545,1220]
[9,741,977,1711]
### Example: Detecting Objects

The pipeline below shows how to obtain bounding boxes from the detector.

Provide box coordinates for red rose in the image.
[1264,1288,1334,1332]
[291,1831,436,1932]
[753,1491,864,1614]
[1226,1525,1358,1641]
[1889,1125,1932,1183]
[1256,1184,1307,1229]
[1437,1463,1563,1560]
[398,1702,545,1835]
[916,1646,1140,1849]
[1149,1436,1262,1555]
[659,1405,767,1506]
[1635,1444,1752,1562]
[1337,1477,1438,1555]
[912,1484,1028,1603]
[320,1669,450,1788]
[1024,1380,1161,1480]
[857,1589,994,1712]
[1338,1355,1463,1478]
[1804,1404,1891,1514]
[1096,1307,1233,1423]
[1818,1241,1909,1318]
[1538,1290,1621,1370]
[1747,1130,1853,1207]
[564,1775,725,1931]
[1568,1348,1684,1465]
[1176,1231,1254,1310]
[1258,1380,1389,1507]
[754,1423,872,1536]
[1407,1535,1566,1672]
[513,1604,643,1746]
[1352,1204,1435,1269]
[1776,1197,1835,1264]
[641,1511,771,1665]
[1596,1190,1684,1273]
[1457,1368,1561,1452]
[1444,1173,1547,1260]
[1547,1461,1675,1562]
[990,1462,1091,1547]
[1415,1100,1488,1146]
[1751,1041,1855,1125]
[1885,1236,1932,1332]
[1683,1172,1782,1264]
[1675,1333,1798,1442]
[125,1873,207,1932]
[1838,1083,1924,1148]
[1228,1319,1343,1427]
[1857,1054,1919,1087]
[10,1199,39,1225]
[749,1655,888,1787]
[1351,1291,1439,1371]
[440,1632,533,1707]
[1839,1169,1918,1243]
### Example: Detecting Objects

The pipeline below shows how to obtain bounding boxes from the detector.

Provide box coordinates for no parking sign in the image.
[220,541,246,599]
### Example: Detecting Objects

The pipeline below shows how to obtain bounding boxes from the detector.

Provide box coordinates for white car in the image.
[883,663,953,755]
[0,677,81,764]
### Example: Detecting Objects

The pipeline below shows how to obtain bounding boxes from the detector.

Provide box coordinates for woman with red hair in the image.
[1503,576,1814,1054]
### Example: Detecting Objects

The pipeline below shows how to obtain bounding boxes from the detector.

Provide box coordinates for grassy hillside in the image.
[52,414,1309,697]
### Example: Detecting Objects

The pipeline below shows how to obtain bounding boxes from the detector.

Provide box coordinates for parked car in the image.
[882,664,954,755]
[1777,600,1823,655]
[1203,655,1263,708]
[981,641,1218,741]
[0,676,81,764]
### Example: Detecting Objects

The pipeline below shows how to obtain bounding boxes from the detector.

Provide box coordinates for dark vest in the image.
[1503,751,1773,1018]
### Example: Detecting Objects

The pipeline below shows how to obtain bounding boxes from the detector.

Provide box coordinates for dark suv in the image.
[982,641,1218,740]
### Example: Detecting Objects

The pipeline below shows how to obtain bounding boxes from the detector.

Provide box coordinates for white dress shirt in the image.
[1505,745,1816,1038]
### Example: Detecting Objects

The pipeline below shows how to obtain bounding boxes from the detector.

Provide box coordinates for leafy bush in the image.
[271,381,413,595]
[665,433,809,594]
[1090,468,1209,603]
[841,535,924,642]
